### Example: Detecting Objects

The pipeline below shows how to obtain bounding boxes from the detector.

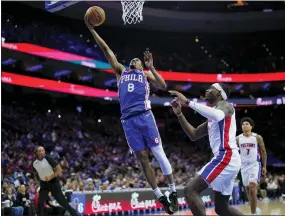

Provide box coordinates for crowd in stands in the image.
[1,93,285,213]
[2,2,285,73]
[1,94,209,192]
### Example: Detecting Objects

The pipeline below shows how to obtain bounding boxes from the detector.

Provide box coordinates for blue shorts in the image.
[121,110,161,153]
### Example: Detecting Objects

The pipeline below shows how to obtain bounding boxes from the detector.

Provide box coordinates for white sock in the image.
[255,207,261,215]
[153,187,163,199]
[169,183,176,193]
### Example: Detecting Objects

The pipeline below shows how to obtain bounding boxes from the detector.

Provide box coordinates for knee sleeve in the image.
[150,145,172,175]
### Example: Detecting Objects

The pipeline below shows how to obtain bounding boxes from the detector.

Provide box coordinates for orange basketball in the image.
[85,6,105,27]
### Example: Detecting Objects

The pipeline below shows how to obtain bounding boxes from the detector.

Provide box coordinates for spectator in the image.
[16,185,35,216]
[2,187,24,216]
[278,175,285,201]
[85,178,95,191]
[267,179,278,199]
[259,177,267,200]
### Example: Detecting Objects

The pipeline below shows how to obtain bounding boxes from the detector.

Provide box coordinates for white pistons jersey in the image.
[198,108,241,196]
[238,133,260,164]
[207,111,239,157]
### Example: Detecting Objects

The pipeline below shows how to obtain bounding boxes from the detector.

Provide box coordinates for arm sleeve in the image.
[189,101,225,121]
[45,156,59,169]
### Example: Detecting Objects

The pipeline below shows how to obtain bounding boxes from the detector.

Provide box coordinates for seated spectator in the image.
[278,175,285,201]
[2,181,9,193]
[267,179,278,199]
[26,180,36,201]
[2,186,24,216]
[157,175,168,188]
[16,185,35,216]
[85,178,95,191]
[2,199,13,216]
[259,177,267,200]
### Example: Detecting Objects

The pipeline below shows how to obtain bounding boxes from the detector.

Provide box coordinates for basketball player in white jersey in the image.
[237,117,267,215]
[170,83,244,216]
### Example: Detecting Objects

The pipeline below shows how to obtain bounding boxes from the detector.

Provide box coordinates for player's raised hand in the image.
[84,14,93,30]
[144,51,154,69]
[171,98,182,116]
[169,90,188,104]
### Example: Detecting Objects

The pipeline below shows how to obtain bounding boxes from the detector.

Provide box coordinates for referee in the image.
[33,146,78,216]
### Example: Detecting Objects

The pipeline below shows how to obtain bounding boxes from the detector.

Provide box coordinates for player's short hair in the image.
[218,83,231,99]
[240,117,255,128]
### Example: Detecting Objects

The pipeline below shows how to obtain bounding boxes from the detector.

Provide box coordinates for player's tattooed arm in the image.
[171,98,208,141]
[84,15,124,80]
[144,51,167,90]
[257,135,267,176]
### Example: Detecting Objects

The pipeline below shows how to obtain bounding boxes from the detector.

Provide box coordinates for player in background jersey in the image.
[85,16,178,214]
[170,83,244,216]
[237,117,267,216]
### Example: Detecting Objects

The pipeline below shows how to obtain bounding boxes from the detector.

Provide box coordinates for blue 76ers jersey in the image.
[118,69,151,119]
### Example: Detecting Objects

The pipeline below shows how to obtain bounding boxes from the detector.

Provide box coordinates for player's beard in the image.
[130,65,136,69]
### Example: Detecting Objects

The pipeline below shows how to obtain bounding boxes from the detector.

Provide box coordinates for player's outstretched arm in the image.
[171,98,208,141]
[144,51,167,90]
[169,91,233,121]
[257,135,267,176]
[84,15,124,80]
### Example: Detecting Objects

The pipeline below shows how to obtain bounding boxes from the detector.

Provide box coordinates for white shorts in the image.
[241,161,261,186]
[198,150,241,196]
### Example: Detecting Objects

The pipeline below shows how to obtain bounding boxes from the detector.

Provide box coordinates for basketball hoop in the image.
[121,0,145,25]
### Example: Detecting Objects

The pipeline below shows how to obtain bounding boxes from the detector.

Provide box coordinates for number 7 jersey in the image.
[237,133,261,164]
[118,69,151,120]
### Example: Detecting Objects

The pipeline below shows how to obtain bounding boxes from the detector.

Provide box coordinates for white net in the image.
[121,0,145,25]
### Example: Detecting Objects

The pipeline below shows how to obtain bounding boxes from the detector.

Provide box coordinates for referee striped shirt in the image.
[32,155,58,181]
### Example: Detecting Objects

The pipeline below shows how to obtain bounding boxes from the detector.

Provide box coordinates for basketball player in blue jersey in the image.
[85,16,178,214]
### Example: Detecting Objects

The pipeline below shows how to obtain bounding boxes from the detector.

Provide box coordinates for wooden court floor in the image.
[151,201,285,215]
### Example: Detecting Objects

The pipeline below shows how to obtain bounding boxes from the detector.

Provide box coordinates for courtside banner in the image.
[2,72,285,106]
[2,42,285,83]
[71,187,214,215]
